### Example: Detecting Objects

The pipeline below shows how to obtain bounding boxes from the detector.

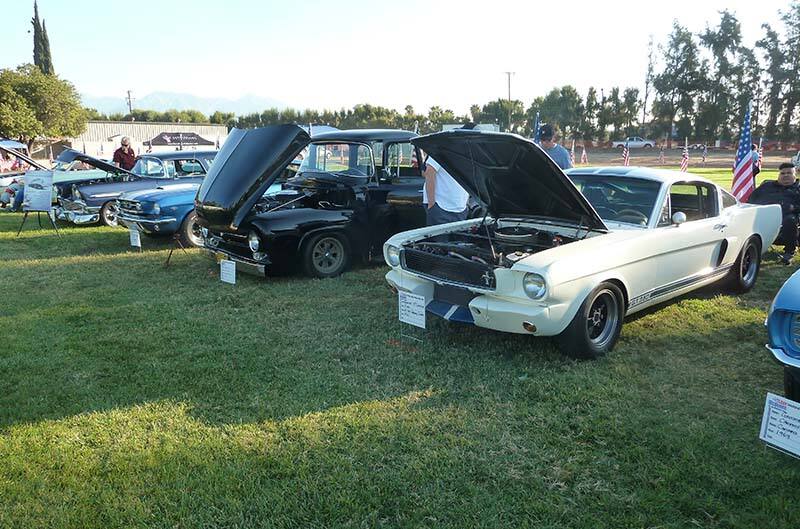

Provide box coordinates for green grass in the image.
[1,169,799,528]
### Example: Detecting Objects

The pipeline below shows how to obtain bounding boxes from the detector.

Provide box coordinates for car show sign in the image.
[129,227,141,249]
[759,392,800,459]
[398,291,426,329]
[220,259,236,285]
[144,132,215,148]
[21,171,53,212]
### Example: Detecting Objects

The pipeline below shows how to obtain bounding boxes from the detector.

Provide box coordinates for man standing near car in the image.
[538,124,572,170]
[113,136,136,170]
[749,162,800,265]
[422,124,472,226]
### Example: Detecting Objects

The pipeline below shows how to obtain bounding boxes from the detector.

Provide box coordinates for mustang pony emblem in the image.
[481,271,493,287]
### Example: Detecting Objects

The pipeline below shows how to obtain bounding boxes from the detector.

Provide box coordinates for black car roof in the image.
[310,129,416,143]
[138,150,217,160]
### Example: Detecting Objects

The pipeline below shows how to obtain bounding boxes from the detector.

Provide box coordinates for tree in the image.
[621,88,641,135]
[698,10,743,139]
[778,2,800,141]
[653,22,704,146]
[642,35,655,126]
[0,64,85,148]
[31,1,54,75]
[756,24,787,138]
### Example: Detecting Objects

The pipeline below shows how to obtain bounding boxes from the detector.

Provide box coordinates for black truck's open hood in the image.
[412,131,607,231]
[57,149,135,177]
[195,125,310,231]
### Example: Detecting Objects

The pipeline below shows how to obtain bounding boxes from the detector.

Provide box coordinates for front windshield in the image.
[569,175,661,227]
[298,142,373,178]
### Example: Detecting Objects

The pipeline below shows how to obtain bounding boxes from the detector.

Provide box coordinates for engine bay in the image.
[403,221,578,268]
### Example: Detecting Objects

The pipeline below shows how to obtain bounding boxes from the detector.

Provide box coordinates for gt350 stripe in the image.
[628,264,733,308]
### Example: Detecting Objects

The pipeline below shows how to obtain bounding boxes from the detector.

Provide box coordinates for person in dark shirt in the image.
[749,162,799,264]
[112,136,136,170]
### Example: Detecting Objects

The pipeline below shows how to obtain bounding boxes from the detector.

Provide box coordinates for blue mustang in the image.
[767,270,800,402]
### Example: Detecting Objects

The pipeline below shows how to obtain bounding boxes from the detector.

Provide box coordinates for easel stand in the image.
[163,234,189,267]
[16,210,61,238]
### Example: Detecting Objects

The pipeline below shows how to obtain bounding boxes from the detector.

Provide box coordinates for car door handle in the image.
[713,223,728,231]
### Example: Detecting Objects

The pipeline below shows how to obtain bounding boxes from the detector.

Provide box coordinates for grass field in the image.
[2,168,799,528]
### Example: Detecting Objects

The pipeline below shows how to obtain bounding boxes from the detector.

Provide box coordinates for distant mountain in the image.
[82,92,288,116]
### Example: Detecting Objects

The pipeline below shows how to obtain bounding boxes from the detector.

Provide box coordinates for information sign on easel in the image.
[16,170,60,237]
[398,290,426,343]
[760,392,800,459]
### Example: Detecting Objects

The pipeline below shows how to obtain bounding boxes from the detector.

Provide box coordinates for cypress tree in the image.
[41,20,54,75]
[31,1,43,71]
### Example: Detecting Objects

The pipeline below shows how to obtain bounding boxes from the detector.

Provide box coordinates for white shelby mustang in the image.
[384,130,782,359]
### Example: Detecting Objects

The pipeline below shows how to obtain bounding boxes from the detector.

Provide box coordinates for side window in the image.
[133,158,165,177]
[720,189,737,209]
[174,159,205,176]
[657,196,672,227]
[370,141,384,168]
[384,142,422,180]
[668,182,718,221]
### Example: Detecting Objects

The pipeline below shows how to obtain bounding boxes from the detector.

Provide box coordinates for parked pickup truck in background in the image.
[611,137,655,149]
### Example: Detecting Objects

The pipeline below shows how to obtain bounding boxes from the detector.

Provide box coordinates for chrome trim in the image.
[766,344,800,369]
[118,212,177,225]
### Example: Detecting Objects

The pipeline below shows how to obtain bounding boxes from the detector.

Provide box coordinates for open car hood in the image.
[57,149,135,177]
[195,125,310,231]
[0,144,48,171]
[412,130,607,231]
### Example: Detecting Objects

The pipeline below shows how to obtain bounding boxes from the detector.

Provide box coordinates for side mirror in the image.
[672,211,687,226]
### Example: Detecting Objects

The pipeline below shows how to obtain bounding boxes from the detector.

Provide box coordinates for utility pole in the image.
[125,90,135,115]
[504,72,515,133]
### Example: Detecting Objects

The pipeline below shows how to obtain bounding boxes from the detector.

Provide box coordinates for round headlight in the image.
[248,231,260,252]
[386,245,401,267]
[522,273,547,299]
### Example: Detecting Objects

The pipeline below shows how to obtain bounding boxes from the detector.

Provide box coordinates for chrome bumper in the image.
[202,248,266,276]
[54,206,99,224]
[766,345,800,369]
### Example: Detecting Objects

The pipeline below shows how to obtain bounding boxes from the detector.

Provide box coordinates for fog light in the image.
[522,321,537,333]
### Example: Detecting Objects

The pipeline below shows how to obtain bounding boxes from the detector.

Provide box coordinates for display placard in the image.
[760,392,800,458]
[398,291,426,329]
[129,227,141,248]
[21,170,53,212]
[220,259,236,285]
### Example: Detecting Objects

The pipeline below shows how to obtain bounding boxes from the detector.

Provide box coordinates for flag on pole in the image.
[580,145,588,164]
[411,147,418,168]
[622,141,630,166]
[701,144,708,165]
[569,140,575,166]
[680,139,689,172]
[658,144,665,165]
[82,142,86,154]
[732,103,755,201]
[532,112,541,144]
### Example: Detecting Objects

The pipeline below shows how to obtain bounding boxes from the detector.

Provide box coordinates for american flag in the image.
[411,147,418,168]
[532,112,541,144]
[580,145,588,164]
[731,103,755,201]
[658,145,665,164]
[622,141,630,166]
[701,144,707,165]
[680,143,689,172]
[569,140,575,166]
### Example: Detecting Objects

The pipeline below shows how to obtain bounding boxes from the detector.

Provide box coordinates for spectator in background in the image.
[749,162,799,265]
[113,137,136,170]
[752,143,761,186]
[538,124,572,170]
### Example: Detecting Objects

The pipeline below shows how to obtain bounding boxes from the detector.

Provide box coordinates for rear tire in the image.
[784,367,800,402]
[302,232,351,278]
[178,211,203,247]
[726,237,760,293]
[557,282,625,359]
[100,201,119,227]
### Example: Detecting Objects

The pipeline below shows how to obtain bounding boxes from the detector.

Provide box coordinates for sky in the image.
[0,0,789,114]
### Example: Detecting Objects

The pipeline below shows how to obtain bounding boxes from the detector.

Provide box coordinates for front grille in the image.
[205,230,250,257]
[118,200,142,215]
[434,284,477,306]
[401,248,496,289]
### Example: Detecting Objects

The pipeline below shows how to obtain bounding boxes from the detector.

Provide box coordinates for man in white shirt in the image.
[422,154,470,225]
